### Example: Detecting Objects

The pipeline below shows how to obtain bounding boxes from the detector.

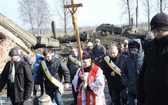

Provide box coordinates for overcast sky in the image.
[0,0,162,30]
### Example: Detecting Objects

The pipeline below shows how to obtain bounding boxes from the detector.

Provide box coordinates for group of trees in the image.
[18,0,168,36]
[18,0,71,36]
[120,0,168,30]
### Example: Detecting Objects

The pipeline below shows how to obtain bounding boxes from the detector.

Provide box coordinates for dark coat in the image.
[67,55,80,76]
[121,38,144,94]
[35,57,70,92]
[101,54,125,90]
[137,35,168,105]
[0,61,33,103]
[20,52,33,69]
[92,44,106,65]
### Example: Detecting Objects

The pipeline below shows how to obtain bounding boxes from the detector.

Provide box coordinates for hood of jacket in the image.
[36,53,43,61]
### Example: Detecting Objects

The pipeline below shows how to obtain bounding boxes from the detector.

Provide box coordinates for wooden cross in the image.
[64,0,84,74]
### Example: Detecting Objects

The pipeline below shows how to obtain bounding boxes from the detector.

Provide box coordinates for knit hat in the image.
[128,41,139,50]
[145,31,154,40]
[150,12,168,30]
[9,48,19,56]
[95,39,100,43]
[82,51,91,59]
[13,46,21,50]
[87,42,93,47]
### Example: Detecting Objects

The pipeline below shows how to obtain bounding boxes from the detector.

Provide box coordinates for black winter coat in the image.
[100,54,125,90]
[0,61,33,103]
[35,57,70,92]
[67,55,80,76]
[137,35,168,105]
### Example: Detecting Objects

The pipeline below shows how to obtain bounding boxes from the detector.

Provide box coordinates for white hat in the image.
[95,39,100,43]
[123,39,128,44]
[145,31,154,40]
[87,42,93,47]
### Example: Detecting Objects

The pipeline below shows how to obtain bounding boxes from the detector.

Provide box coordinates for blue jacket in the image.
[33,54,43,80]
[121,38,144,94]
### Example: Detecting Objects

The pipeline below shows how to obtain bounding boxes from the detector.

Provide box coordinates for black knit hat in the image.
[150,12,168,30]
[9,48,19,56]
[82,51,91,59]
[128,41,139,50]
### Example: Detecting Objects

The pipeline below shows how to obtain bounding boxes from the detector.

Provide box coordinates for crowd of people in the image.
[0,12,168,105]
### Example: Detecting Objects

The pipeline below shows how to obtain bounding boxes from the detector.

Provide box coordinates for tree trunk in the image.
[127,0,131,26]
[160,0,163,13]
[136,0,138,27]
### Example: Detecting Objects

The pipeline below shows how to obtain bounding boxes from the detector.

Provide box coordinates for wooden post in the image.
[64,0,84,74]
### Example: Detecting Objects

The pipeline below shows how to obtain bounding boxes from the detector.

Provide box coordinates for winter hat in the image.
[150,12,168,30]
[38,94,52,105]
[13,46,21,50]
[9,48,19,56]
[87,42,93,47]
[128,41,139,50]
[123,39,129,44]
[95,39,100,43]
[145,31,154,40]
[82,51,91,59]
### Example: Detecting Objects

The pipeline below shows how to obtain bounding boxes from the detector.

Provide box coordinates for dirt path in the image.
[0,80,111,105]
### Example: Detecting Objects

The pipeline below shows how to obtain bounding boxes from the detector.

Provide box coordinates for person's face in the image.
[95,42,100,46]
[44,53,52,62]
[108,48,118,58]
[152,29,163,39]
[71,49,77,56]
[10,56,19,61]
[82,59,91,68]
[130,48,138,54]
[87,46,93,50]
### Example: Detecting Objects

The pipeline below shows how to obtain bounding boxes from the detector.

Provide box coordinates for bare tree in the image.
[136,0,138,27]
[53,0,71,36]
[142,0,153,31]
[18,0,52,35]
[120,0,135,26]
[156,0,168,13]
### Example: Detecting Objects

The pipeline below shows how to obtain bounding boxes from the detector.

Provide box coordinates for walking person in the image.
[121,38,144,105]
[92,39,106,66]
[137,12,168,105]
[72,51,106,105]
[67,47,81,105]
[101,45,127,105]
[0,48,33,105]
[33,53,44,96]
[12,46,33,70]
[35,49,70,105]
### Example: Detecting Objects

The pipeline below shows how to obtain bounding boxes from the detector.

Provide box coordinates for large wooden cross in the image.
[64,0,84,74]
